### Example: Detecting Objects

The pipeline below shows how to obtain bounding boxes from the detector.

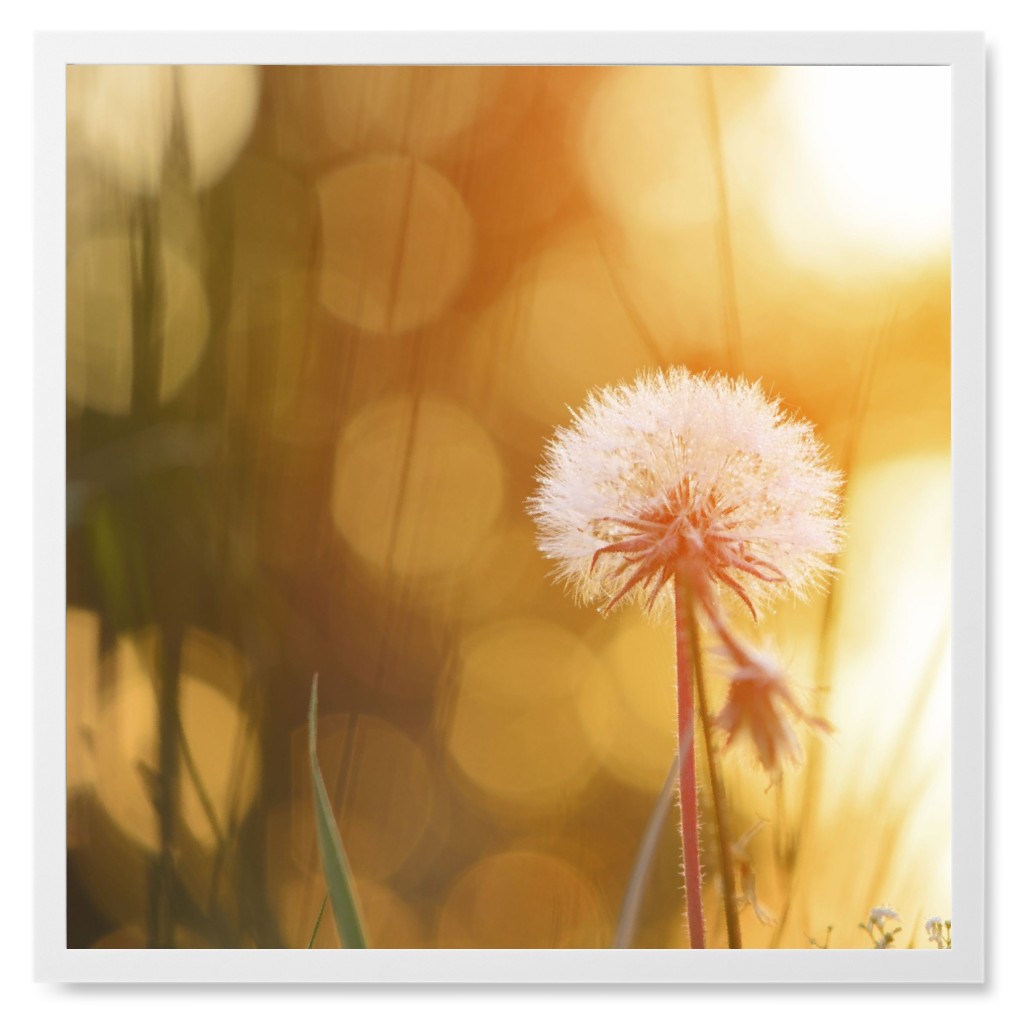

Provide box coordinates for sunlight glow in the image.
[770,67,951,269]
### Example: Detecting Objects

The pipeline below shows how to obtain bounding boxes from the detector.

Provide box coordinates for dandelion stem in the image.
[686,586,742,949]
[674,573,706,949]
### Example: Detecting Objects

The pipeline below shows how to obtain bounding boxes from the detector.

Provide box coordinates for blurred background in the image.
[66,64,951,950]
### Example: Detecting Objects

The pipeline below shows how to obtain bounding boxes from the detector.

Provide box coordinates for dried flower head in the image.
[528,367,842,618]
[713,638,832,779]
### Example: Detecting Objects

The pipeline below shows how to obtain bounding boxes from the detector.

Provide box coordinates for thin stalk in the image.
[673,573,705,949]
[685,588,742,949]
[175,711,225,850]
[155,627,183,948]
[307,892,329,949]
[701,66,743,375]
[614,748,684,949]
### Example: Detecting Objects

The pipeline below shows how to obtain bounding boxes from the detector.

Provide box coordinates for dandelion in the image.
[529,368,842,620]
[529,366,843,949]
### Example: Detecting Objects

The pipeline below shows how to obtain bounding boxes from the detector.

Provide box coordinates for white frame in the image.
[38,31,986,983]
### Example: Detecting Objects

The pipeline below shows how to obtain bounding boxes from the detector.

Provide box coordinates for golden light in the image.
[275,875,428,949]
[462,226,656,434]
[318,66,513,159]
[68,628,261,929]
[177,632,260,848]
[80,629,260,852]
[352,880,429,949]
[748,454,953,946]
[223,156,320,439]
[68,66,175,195]
[67,65,260,194]
[456,521,552,624]
[445,619,603,809]
[317,155,475,335]
[579,609,677,792]
[176,66,261,189]
[66,64,957,951]
[330,394,504,580]
[66,607,100,798]
[825,455,951,798]
[464,117,570,236]
[290,713,435,882]
[436,849,608,947]
[767,66,951,270]
[66,234,210,415]
[580,67,718,230]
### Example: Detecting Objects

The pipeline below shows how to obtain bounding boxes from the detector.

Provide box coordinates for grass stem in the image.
[614,749,684,949]
[686,587,742,949]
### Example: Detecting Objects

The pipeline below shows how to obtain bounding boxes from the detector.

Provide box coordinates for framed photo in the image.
[39,31,985,983]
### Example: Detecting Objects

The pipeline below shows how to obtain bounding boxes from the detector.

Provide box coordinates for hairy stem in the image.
[674,574,706,949]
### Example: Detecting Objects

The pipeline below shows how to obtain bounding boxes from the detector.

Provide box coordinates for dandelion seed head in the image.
[528,367,843,617]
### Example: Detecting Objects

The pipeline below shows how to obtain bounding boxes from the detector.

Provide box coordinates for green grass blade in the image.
[308,676,368,949]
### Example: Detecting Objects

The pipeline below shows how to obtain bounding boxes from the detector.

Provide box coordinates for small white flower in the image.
[925,916,951,949]
[860,906,902,948]
[869,906,901,927]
